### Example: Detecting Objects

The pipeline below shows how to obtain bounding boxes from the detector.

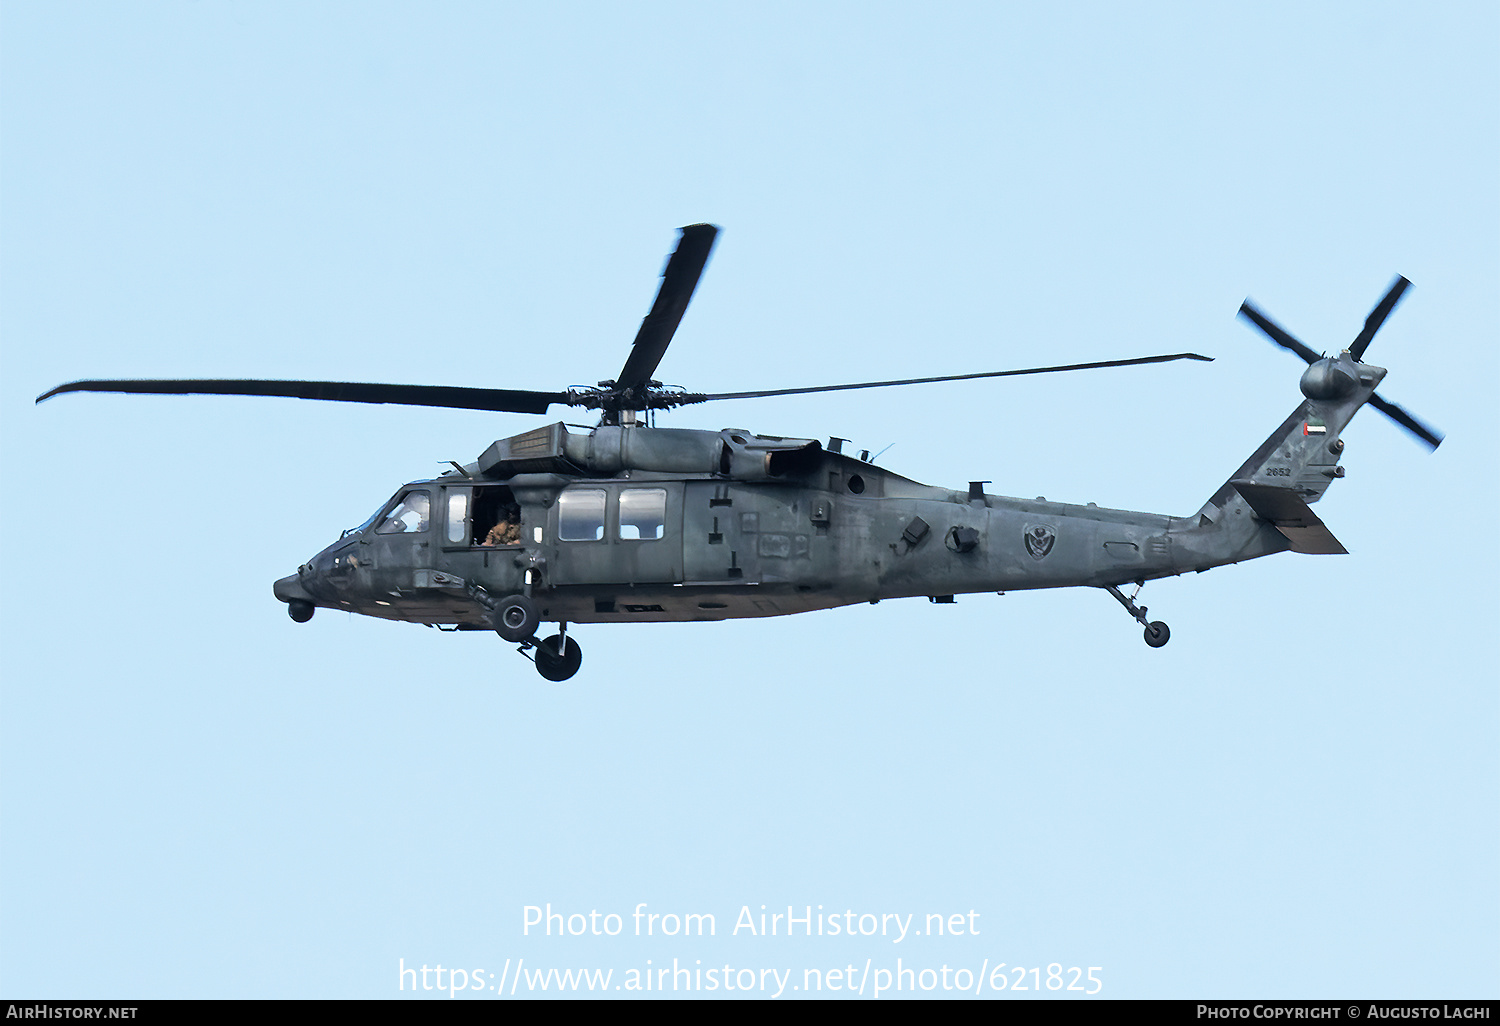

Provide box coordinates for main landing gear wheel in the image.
[493,594,539,642]
[1104,582,1172,649]
[534,634,583,682]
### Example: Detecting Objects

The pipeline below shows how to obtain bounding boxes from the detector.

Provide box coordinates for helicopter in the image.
[36,225,1441,681]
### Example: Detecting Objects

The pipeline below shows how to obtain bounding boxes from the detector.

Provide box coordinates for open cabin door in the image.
[435,483,528,598]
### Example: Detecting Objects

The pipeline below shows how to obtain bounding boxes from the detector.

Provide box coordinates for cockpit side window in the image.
[375,490,431,534]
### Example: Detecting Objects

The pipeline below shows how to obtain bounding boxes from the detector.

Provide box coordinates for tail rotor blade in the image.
[1350,276,1411,360]
[1367,392,1443,450]
[1238,300,1321,365]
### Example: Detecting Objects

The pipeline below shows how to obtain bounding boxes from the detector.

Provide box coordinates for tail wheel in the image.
[493,594,539,642]
[1144,621,1170,648]
[534,634,583,682]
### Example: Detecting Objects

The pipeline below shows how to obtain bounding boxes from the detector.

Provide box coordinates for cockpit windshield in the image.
[344,505,386,538]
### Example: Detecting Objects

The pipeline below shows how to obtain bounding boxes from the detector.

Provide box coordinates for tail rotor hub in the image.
[1299,356,1360,401]
[1239,277,1443,450]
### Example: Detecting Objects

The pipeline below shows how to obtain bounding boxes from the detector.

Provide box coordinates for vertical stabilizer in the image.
[1195,357,1383,555]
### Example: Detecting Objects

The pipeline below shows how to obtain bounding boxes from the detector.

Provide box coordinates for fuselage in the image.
[273,421,1291,629]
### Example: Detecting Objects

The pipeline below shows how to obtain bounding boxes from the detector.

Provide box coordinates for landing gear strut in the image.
[1104,582,1170,648]
[470,583,585,680]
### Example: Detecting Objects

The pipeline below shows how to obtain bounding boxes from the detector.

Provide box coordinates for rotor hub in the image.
[1299,356,1359,400]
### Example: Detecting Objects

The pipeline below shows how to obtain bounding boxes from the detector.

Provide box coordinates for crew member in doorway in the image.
[482,503,522,546]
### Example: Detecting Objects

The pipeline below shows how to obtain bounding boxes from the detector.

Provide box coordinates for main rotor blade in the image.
[35,379,571,415]
[695,352,1213,402]
[1349,276,1411,360]
[1367,392,1443,450]
[1238,301,1321,365]
[615,224,719,392]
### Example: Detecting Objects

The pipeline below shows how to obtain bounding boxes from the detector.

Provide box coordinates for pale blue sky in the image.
[3,1,1496,999]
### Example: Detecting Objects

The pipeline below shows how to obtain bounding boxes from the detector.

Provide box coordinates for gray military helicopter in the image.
[37,225,1441,681]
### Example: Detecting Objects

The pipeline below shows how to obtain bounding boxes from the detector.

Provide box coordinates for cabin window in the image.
[445,488,470,545]
[557,489,606,541]
[376,490,431,534]
[618,488,666,540]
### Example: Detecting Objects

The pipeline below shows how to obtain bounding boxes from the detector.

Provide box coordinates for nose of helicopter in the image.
[274,540,356,621]
[274,566,322,623]
[273,573,317,605]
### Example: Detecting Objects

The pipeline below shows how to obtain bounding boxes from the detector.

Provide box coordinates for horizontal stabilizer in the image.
[1231,481,1348,555]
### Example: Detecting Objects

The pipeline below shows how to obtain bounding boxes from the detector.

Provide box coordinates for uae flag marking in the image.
[1304,417,1327,436]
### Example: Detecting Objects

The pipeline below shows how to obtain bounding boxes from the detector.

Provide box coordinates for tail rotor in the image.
[1237,276,1443,450]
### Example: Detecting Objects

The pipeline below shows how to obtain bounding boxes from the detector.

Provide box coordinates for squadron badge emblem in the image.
[1024,524,1056,561]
